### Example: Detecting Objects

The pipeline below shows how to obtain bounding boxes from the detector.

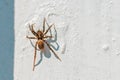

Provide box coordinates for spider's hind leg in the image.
[44,41,61,61]
[33,41,38,71]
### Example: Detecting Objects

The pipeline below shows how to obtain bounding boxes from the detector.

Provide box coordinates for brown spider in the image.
[26,18,61,71]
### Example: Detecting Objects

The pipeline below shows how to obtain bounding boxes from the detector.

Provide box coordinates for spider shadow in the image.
[29,26,59,67]
[46,26,59,50]
[44,26,60,58]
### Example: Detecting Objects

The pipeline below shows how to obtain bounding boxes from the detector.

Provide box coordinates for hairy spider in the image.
[26,18,61,71]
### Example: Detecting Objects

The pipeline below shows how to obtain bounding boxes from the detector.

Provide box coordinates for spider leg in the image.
[44,24,55,35]
[43,18,45,32]
[29,24,38,37]
[44,41,61,61]
[43,17,49,32]
[26,36,37,39]
[43,36,53,38]
[33,41,37,71]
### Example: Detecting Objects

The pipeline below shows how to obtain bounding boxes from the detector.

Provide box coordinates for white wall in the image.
[15,0,120,80]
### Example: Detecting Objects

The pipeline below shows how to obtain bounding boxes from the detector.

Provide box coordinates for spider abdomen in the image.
[37,40,44,50]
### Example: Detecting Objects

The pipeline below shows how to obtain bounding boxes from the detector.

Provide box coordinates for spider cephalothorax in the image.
[26,18,61,71]
[37,30,44,39]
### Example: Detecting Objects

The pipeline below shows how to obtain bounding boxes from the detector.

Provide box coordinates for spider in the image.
[26,18,61,71]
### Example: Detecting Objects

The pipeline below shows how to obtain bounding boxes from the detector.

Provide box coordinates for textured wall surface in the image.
[15,0,120,80]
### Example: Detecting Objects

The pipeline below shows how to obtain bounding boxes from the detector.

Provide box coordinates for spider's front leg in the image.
[44,24,55,35]
[29,24,38,37]
[43,18,49,32]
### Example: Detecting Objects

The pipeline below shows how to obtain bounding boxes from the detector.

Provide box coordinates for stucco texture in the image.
[15,0,120,80]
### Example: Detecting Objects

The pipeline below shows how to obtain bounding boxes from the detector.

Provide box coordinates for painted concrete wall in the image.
[0,0,14,80]
[15,0,120,80]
